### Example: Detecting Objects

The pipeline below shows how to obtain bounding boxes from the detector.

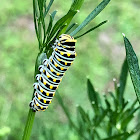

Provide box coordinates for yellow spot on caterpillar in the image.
[36,103,39,106]
[60,67,64,70]
[41,106,43,109]
[44,100,46,103]
[71,62,73,65]
[43,82,46,85]
[50,69,53,72]
[40,89,43,93]
[75,53,77,56]
[37,85,39,89]
[58,43,60,46]
[38,109,41,111]
[49,100,52,104]
[43,110,45,111]
[56,73,60,76]
[55,48,58,51]
[43,70,45,73]
[46,106,48,109]
[57,58,61,61]
[65,62,67,65]
[47,75,50,78]
[38,97,41,100]
[50,85,53,89]
[46,93,49,96]
[47,64,48,67]
[60,52,64,55]
[53,93,55,96]
[53,79,56,82]
[60,79,62,82]
[51,59,52,62]
[67,53,71,57]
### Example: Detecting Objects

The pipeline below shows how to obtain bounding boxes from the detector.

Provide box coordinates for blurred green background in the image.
[0,0,140,139]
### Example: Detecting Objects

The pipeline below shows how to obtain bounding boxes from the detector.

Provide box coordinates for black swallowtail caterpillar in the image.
[29,34,77,112]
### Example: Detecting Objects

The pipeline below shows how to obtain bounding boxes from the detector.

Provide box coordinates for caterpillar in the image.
[29,34,77,112]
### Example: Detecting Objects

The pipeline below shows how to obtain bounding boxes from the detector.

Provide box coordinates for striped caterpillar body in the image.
[29,34,77,112]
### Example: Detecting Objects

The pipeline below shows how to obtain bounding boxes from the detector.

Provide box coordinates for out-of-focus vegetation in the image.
[56,59,140,139]
[0,0,140,140]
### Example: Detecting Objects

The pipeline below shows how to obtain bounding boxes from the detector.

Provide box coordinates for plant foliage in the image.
[23,0,111,139]
[123,34,140,104]
[56,58,140,140]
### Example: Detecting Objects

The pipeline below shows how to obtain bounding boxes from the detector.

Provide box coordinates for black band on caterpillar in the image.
[29,34,77,112]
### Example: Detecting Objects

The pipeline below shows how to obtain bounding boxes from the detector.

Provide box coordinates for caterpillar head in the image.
[38,65,44,72]
[58,34,77,47]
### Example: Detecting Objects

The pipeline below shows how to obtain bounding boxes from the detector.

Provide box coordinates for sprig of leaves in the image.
[56,58,140,139]
[23,0,111,139]
[33,0,111,54]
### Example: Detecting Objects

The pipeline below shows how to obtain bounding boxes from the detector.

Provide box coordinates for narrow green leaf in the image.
[43,10,57,43]
[123,33,140,104]
[104,95,111,109]
[118,58,128,106]
[77,105,91,125]
[65,23,78,34]
[102,132,130,140]
[108,92,118,110]
[87,79,100,105]
[76,107,89,140]
[70,0,111,36]
[33,0,42,49]
[94,107,108,127]
[94,130,101,140]
[43,0,47,10]
[87,79,101,114]
[74,20,108,39]
[58,0,84,35]
[47,0,84,42]
[47,24,67,49]
[44,0,54,17]
[47,10,57,35]
[121,130,139,140]
[122,106,139,125]
[37,0,46,47]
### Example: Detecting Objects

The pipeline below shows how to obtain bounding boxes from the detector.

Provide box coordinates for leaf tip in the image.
[76,104,79,107]
[122,33,126,37]
[86,75,90,80]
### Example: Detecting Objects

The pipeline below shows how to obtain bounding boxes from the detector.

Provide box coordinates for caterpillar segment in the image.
[29,34,77,112]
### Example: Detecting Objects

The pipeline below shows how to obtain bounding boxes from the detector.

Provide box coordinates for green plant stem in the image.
[22,109,36,140]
